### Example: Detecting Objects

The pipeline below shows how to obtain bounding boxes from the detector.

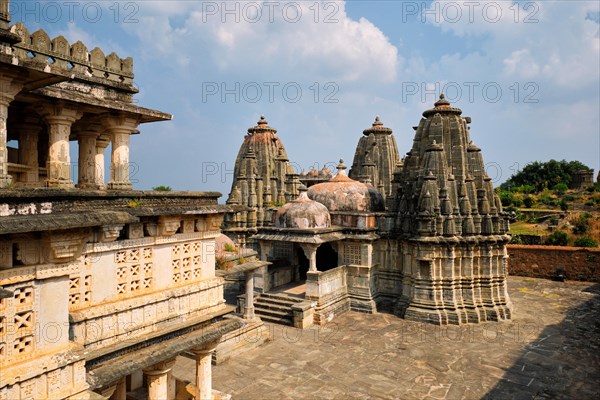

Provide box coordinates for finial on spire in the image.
[434,93,451,108]
[363,115,392,135]
[258,115,267,125]
[337,159,347,170]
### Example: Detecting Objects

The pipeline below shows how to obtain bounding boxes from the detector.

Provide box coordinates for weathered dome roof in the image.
[274,187,331,229]
[307,160,385,212]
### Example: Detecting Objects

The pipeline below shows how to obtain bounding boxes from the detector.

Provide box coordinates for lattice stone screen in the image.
[343,243,362,265]
[171,241,202,284]
[115,247,154,296]
[68,255,92,309]
[272,243,293,259]
[0,284,35,362]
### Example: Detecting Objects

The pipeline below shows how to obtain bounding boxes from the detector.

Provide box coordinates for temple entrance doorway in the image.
[297,247,309,280]
[316,243,338,272]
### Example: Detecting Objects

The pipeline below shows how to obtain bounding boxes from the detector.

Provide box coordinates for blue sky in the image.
[11,1,600,198]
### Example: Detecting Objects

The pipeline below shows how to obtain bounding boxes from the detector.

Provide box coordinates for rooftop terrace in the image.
[174,276,600,399]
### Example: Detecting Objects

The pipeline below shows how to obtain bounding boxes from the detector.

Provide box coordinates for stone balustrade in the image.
[306,265,347,301]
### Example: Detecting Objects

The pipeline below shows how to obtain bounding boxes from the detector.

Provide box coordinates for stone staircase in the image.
[254,292,304,326]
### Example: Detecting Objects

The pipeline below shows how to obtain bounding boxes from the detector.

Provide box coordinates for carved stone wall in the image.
[68,232,224,351]
[0,270,88,400]
[395,240,511,324]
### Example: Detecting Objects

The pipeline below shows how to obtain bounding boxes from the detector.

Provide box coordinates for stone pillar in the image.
[0,72,24,187]
[191,346,216,400]
[36,103,82,188]
[258,241,272,261]
[76,122,102,189]
[143,358,176,400]
[167,370,176,400]
[111,378,127,400]
[15,117,41,186]
[102,114,139,190]
[95,136,110,189]
[244,269,256,320]
[301,244,319,272]
[1,0,10,29]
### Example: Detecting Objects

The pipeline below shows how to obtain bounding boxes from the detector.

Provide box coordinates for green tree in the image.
[553,183,568,195]
[152,185,172,191]
[500,159,591,192]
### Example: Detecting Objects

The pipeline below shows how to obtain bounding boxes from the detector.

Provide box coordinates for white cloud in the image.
[424,1,599,89]
[503,49,540,78]
[125,1,399,84]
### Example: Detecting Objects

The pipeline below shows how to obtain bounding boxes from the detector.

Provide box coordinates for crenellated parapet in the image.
[9,23,134,86]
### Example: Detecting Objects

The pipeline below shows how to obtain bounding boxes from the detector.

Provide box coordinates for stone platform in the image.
[173,276,600,399]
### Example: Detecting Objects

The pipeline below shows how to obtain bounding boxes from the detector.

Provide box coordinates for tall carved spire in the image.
[390,94,512,325]
[393,94,506,237]
[224,116,297,246]
[349,116,400,203]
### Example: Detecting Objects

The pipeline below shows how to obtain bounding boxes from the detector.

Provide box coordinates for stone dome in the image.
[308,160,385,212]
[273,186,331,229]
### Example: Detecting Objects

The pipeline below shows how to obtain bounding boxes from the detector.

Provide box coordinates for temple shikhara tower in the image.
[224,116,300,246]
[349,116,401,203]
[383,94,512,324]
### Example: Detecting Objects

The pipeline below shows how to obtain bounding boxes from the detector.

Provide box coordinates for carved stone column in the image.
[1,0,10,29]
[76,122,102,189]
[244,269,256,320]
[0,71,24,187]
[300,243,319,272]
[191,345,217,400]
[258,241,272,261]
[95,136,110,189]
[111,378,126,400]
[101,114,139,190]
[36,103,82,188]
[143,358,176,400]
[14,115,42,186]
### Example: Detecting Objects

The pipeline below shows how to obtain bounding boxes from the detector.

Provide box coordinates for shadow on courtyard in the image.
[483,283,600,400]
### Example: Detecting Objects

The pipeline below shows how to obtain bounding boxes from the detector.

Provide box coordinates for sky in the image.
[10,0,600,200]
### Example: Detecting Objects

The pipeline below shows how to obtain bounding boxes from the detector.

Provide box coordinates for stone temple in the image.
[226,94,512,327]
[0,0,515,397]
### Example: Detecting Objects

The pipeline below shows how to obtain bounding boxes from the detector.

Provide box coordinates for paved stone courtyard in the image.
[173,276,600,399]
